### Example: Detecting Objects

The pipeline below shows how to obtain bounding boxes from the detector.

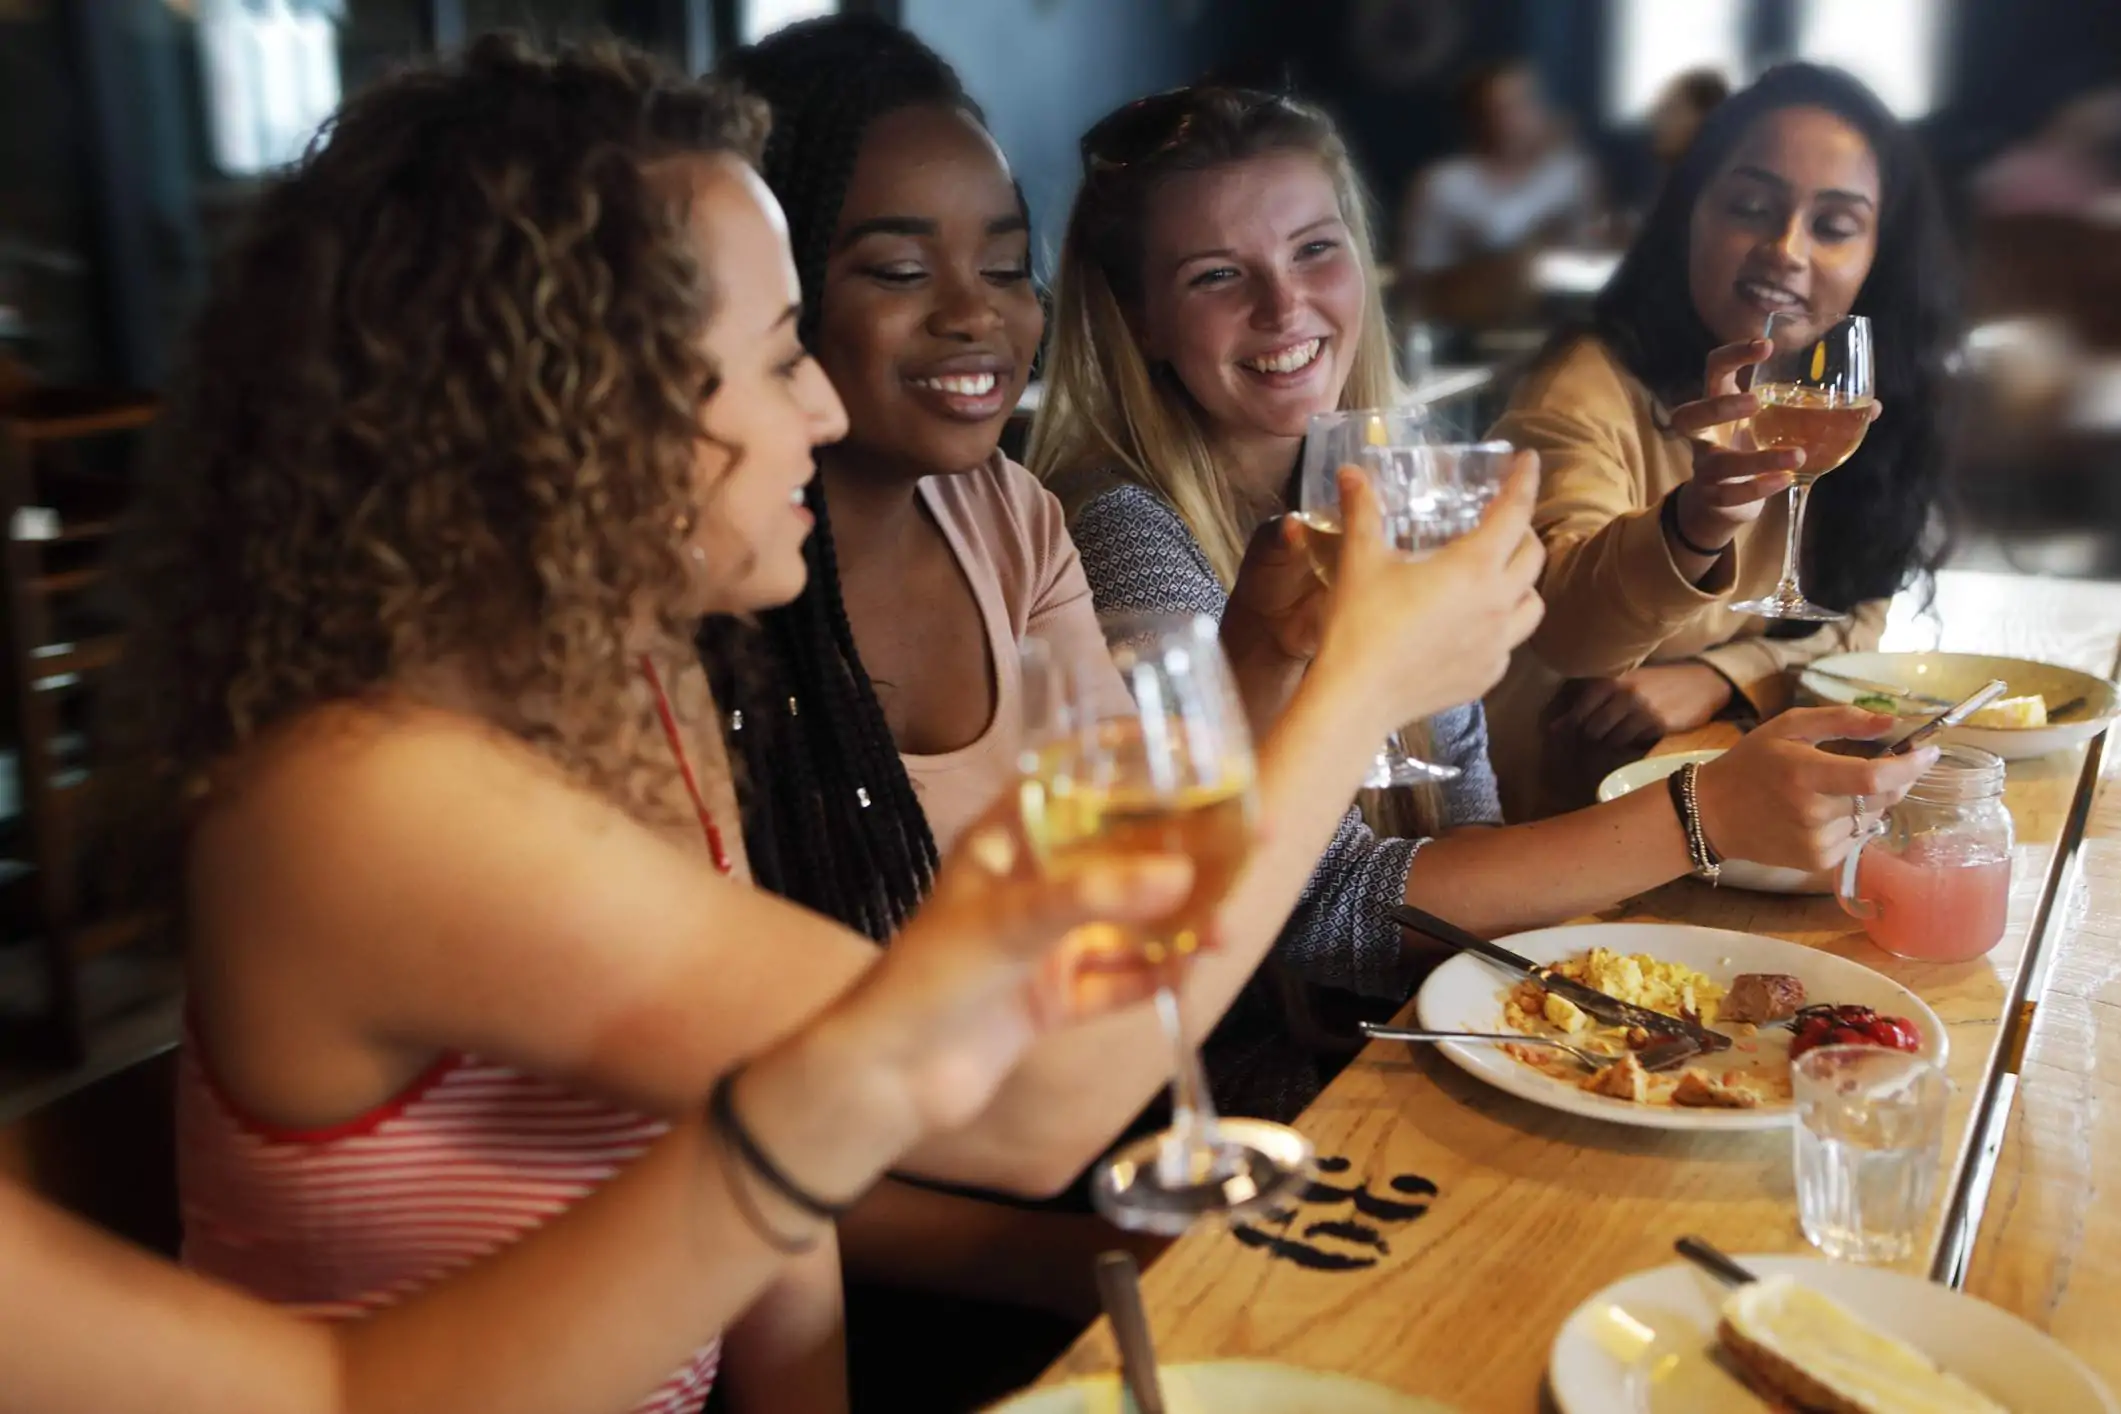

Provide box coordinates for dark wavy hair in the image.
[1590,62,1959,616]
[118,36,768,849]
[700,15,979,939]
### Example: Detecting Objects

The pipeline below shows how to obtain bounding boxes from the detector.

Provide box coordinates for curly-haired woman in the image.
[120,36,1244,1414]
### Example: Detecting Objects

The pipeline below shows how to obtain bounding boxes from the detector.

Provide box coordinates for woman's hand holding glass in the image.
[1689,705,1939,875]
[1667,339,1805,550]
[1304,453,1547,734]
[858,796,1196,1140]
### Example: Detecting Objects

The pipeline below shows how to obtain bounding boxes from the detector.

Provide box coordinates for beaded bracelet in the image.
[1665,761,1724,885]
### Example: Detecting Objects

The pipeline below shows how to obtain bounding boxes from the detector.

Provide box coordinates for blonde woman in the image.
[1031,86,1934,1120]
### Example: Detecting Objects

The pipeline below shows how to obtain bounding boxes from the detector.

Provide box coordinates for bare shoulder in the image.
[185,696,641,991]
[193,698,604,882]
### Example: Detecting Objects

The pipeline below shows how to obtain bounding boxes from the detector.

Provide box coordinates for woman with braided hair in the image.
[710,17,1544,1400]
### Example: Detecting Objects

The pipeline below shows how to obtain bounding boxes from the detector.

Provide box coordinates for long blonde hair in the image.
[1028,86,1401,585]
[1030,87,1444,837]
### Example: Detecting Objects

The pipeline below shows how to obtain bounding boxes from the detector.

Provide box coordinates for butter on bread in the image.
[1718,1275,2009,1414]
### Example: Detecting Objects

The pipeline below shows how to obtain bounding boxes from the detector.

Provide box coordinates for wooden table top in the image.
[1040,569,2121,1412]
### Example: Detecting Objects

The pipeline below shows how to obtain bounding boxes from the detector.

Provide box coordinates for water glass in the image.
[1792,1045,1948,1262]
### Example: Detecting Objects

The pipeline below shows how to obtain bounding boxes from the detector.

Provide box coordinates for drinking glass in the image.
[1020,613,1313,1234]
[1792,1044,1948,1262]
[1295,406,1458,787]
[1731,312,1874,622]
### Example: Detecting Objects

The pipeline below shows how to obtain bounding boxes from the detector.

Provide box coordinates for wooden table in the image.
[1041,570,2121,1411]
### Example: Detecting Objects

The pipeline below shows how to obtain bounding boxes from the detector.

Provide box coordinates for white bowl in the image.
[986,1361,1455,1413]
[1799,650,2118,760]
[1595,751,1827,894]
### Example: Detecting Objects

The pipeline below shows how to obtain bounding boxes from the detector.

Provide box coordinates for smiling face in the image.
[679,155,849,614]
[1133,150,1366,459]
[1687,105,1883,349]
[813,103,1042,482]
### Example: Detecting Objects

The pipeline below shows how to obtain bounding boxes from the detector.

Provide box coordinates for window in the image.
[1608,0,1745,123]
[196,0,343,176]
[739,0,836,46]
[1795,0,1947,118]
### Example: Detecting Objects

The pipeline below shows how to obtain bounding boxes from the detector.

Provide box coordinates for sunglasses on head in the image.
[1078,86,1306,174]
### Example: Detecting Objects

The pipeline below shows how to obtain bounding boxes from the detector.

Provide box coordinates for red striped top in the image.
[177,1041,720,1412]
[179,668,734,1412]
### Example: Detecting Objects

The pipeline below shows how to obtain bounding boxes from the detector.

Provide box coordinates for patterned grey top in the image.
[1070,481,1503,1121]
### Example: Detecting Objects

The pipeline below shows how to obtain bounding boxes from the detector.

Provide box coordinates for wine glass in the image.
[1019,613,1313,1234]
[1295,406,1452,786]
[1729,312,1874,622]
[1296,411,1510,786]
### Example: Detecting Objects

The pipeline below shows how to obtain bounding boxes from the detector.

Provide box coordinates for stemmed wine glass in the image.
[1019,613,1313,1234]
[1294,407,1458,786]
[1729,312,1874,622]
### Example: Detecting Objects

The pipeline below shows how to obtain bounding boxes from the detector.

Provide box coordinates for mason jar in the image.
[1838,744,2012,961]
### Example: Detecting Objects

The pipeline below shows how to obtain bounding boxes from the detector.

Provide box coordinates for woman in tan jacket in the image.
[1488,64,1958,819]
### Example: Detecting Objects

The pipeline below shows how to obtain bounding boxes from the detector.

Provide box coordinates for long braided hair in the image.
[703,16,983,939]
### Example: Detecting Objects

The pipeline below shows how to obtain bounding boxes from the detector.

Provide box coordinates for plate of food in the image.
[1799,650,2118,760]
[1548,1253,2118,1413]
[1596,752,1827,895]
[1409,923,1946,1131]
[987,1361,1456,1413]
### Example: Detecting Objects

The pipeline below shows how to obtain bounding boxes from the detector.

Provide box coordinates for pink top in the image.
[903,453,1133,853]
[176,671,732,1413]
[177,1045,719,1413]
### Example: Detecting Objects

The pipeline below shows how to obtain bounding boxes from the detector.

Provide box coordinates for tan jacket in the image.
[1484,337,1885,819]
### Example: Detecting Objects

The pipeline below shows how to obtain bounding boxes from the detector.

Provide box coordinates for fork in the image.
[1358,1024,1699,1073]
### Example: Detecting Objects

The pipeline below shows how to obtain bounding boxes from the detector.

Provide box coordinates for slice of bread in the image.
[1717,1276,2009,1414]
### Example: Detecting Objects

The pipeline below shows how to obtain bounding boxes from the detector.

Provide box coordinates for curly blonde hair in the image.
[119,35,767,840]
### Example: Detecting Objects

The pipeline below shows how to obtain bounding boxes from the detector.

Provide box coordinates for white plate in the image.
[1800,650,2118,760]
[1595,752,1827,894]
[1410,922,1947,1131]
[1549,1254,2119,1414]
[985,1361,1455,1413]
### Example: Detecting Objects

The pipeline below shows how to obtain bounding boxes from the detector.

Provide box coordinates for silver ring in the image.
[1850,793,1868,839]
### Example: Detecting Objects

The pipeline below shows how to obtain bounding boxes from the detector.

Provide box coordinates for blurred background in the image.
[0,0,2116,1217]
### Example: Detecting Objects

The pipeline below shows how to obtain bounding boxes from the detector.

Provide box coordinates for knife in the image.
[1387,904,1732,1054]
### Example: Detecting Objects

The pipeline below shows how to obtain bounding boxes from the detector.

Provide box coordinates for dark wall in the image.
[901,0,1223,264]
[1220,0,2121,252]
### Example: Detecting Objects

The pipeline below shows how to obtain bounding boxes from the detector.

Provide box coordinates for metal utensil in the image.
[1386,904,1732,1055]
[1674,1235,1760,1287]
[1834,678,2011,760]
[1886,678,2010,757]
[1358,1023,1702,1072]
[1806,666,1953,710]
[1094,1250,1165,1414]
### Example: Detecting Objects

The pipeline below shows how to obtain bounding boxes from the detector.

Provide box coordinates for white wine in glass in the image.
[1020,615,1313,1234]
[1731,312,1873,622]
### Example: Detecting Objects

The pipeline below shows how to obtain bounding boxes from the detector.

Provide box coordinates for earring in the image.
[687,545,707,567]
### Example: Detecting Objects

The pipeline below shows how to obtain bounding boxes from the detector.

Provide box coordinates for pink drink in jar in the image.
[1852,840,2011,961]
[1840,744,2013,962]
